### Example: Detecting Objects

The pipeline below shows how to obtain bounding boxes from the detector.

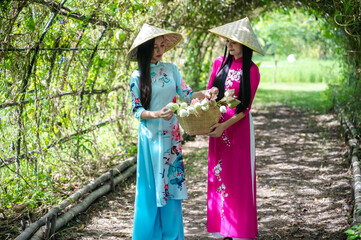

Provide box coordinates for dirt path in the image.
[58,106,351,239]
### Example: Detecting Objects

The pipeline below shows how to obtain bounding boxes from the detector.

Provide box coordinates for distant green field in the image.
[253,56,341,84]
[250,57,339,113]
[253,82,332,113]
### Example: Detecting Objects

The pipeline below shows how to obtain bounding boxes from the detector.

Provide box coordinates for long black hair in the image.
[136,38,155,110]
[212,44,254,114]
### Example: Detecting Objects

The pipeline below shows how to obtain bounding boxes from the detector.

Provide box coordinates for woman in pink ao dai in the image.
[206,17,264,240]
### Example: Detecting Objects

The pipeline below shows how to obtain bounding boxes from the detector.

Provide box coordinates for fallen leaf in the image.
[76,224,85,231]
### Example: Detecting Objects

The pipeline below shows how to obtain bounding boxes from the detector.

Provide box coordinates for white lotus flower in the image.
[201,98,209,106]
[194,102,202,110]
[180,102,188,109]
[187,106,195,114]
[166,102,173,109]
[201,105,209,111]
[166,102,179,112]
[220,105,227,113]
[179,109,189,117]
[171,103,180,112]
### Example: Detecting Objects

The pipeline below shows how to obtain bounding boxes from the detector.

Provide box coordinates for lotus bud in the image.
[220,105,227,113]
[201,98,209,107]
[201,105,209,111]
[179,109,189,117]
[194,102,202,110]
[166,102,179,112]
[187,106,195,114]
[224,89,235,97]
[166,102,173,109]
[180,102,188,109]
[227,99,241,109]
[171,103,180,112]
[225,96,234,103]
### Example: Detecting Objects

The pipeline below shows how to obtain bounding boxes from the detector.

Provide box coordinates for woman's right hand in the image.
[159,107,174,121]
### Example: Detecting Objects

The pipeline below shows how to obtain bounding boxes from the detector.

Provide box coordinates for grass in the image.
[253,56,341,84]
[251,56,339,113]
[253,82,332,113]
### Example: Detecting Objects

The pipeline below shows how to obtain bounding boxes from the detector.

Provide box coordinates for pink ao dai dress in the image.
[207,56,260,239]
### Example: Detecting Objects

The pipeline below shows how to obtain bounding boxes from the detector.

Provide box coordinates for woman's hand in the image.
[208,123,225,138]
[159,107,174,121]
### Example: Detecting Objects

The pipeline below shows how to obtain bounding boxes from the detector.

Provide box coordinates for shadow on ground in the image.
[57,105,351,240]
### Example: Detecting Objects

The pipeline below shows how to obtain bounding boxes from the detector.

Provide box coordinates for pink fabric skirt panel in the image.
[207,113,257,239]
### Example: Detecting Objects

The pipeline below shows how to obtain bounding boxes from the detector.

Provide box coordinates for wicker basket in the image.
[176,105,221,135]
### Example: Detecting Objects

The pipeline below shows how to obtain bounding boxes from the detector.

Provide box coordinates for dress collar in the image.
[233,56,243,63]
[150,61,162,67]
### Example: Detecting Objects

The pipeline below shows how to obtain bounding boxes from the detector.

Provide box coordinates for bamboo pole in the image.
[15,156,136,240]
[352,145,361,224]
[339,109,361,225]
[31,164,137,240]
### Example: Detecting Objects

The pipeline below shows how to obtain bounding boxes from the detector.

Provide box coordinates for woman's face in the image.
[226,39,243,59]
[151,36,166,64]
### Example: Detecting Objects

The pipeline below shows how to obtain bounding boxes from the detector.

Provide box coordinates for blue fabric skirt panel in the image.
[132,128,184,240]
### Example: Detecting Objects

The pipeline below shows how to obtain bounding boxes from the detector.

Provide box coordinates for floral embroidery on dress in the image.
[130,83,142,115]
[168,146,185,190]
[216,183,229,217]
[179,78,192,103]
[221,132,231,147]
[151,66,170,87]
[219,115,231,147]
[214,160,223,181]
[164,184,170,201]
[225,69,242,91]
[214,160,228,218]
[171,123,181,141]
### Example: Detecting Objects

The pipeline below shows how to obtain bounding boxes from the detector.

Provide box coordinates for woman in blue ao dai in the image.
[127,24,218,240]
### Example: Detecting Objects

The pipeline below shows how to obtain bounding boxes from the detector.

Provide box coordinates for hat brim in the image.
[210,31,265,56]
[127,32,182,61]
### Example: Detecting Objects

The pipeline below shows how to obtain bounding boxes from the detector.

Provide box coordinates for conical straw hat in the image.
[209,17,264,55]
[127,23,182,61]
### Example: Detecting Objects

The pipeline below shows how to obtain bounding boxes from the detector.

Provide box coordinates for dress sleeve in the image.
[207,57,223,90]
[129,71,145,120]
[173,64,193,104]
[243,63,260,116]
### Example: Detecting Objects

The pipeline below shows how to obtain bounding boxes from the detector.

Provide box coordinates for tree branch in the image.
[32,0,132,32]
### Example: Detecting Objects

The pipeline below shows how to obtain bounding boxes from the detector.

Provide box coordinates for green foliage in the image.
[345,225,361,240]
[0,164,65,210]
[254,8,342,58]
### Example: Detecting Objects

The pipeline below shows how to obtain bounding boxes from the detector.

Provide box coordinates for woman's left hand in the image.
[208,123,225,138]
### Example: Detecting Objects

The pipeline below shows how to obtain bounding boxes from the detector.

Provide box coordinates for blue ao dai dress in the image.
[130,61,193,239]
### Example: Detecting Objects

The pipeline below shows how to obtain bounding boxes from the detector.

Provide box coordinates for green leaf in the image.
[26,18,36,31]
